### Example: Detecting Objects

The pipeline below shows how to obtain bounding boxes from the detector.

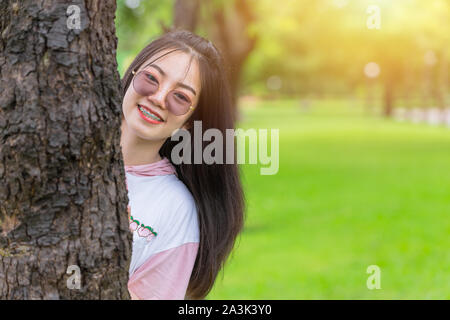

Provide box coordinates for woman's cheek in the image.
[122,90,135,116]
[164,119,182,137]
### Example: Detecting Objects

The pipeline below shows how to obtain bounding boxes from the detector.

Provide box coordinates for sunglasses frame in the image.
[131,69,195,116]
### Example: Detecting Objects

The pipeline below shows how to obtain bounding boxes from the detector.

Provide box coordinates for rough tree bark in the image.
[0,0,132,299]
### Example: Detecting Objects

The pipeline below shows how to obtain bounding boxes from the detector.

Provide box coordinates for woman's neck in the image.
[120,120,164,166]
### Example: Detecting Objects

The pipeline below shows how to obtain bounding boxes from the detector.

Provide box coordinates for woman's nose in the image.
[146,88,168,110]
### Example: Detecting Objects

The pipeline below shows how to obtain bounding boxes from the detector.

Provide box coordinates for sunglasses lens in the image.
[132,70,193,116]
[133,71,158,96]
[167,92,192,116]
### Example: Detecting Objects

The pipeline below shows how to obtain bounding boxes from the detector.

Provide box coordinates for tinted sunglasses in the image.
[131,69,195,116]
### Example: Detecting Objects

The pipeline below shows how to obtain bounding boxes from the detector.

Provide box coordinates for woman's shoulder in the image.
[157,174,197,213]
[138,174,198,234]
[151,175,199,246]
[127,173,196,212]
[128,174,199,258]
[127,173,200,275]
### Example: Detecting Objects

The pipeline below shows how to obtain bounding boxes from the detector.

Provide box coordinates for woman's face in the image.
[122,49,201,142]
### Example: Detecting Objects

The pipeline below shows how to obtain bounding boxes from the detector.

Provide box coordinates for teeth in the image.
[139,105,162,122]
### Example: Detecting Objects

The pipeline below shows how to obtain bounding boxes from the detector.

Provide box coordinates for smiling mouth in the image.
[137,104,164,123]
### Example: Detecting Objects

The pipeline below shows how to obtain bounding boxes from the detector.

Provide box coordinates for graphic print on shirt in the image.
[129,215,158,242]
[128,205,158,242]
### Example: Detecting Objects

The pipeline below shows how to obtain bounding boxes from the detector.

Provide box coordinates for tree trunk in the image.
[173,0,201,31]
[438,49,448,109]
[170,0,257,119]
[0,0,132,299]
[365,78,375,116]
[206,0,258,118]
[383,81,394,117]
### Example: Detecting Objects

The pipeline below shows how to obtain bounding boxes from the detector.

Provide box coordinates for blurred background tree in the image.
[115,0,450,300]
[116,0,258,118]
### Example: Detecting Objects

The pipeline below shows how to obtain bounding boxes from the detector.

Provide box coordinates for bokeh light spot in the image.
[266,75,282,91]
[364,62,380,78]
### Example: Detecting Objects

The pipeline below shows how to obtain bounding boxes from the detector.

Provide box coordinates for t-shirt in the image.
[124,159,200,299]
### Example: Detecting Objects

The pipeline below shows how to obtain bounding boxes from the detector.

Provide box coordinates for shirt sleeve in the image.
[127,241,199,300]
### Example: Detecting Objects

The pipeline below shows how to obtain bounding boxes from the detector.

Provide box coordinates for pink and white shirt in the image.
[124,157,199,300]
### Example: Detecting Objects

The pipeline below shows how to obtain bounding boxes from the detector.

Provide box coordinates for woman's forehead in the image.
[140,51,196,76]
[139,50,201,89]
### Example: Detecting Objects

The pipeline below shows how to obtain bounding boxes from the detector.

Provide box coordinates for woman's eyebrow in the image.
[147,64,197,96]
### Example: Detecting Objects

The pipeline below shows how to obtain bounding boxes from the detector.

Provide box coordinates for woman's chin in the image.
[125,119,161,141]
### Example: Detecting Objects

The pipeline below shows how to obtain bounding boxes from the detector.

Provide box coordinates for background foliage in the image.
[116,0,450,299]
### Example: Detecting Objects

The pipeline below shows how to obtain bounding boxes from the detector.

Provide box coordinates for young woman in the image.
[120,30,245,300]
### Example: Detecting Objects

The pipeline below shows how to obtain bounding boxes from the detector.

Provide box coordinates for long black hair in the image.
[121,29,246,299]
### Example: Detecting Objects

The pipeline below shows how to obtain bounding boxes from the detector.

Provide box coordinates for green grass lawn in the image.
[206,98,450,299]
